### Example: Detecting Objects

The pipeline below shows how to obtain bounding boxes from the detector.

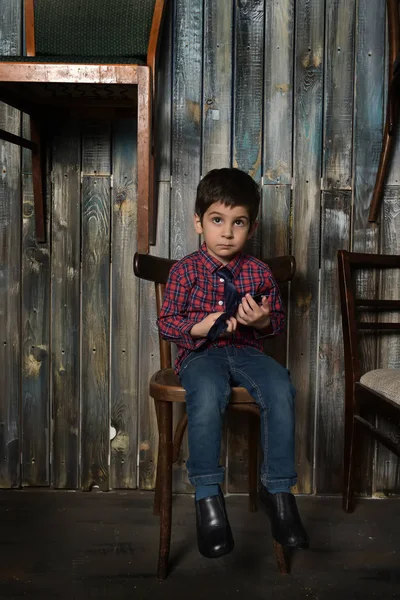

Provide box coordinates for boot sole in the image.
[198,539,235,559]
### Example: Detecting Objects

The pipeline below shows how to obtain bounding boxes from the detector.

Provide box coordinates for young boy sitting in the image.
[157,168,309,558]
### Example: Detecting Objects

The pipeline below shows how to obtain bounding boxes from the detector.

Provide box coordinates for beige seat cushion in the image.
[360,369,400,405]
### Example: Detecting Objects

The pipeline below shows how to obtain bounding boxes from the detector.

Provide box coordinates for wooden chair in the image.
[134,251,296,579]
[338,250,400,512]
[0,0,167,251]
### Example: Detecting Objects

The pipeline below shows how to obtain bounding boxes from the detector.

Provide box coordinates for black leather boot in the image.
[259,487,309,549]
[195,489,234,558]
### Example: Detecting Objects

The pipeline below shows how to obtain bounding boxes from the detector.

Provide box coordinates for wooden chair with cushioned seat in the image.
[338,250,400,512]
[134,251,296,579]
[0,0,167,251]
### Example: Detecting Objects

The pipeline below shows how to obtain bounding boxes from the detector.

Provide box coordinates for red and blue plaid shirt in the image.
[157,242,285,374]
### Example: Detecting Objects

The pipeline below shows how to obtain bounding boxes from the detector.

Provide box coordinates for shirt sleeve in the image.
[157,262,208,351]
[253,267,286,339]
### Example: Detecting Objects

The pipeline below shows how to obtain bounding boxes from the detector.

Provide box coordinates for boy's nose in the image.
[222,228,234,238]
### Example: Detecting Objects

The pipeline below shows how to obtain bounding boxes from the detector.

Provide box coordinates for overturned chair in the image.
[0,0,167,250]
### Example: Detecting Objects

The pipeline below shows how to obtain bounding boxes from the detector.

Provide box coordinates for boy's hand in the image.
[218,316,237,338]
[190,312,237,339]
[235,294,271,330]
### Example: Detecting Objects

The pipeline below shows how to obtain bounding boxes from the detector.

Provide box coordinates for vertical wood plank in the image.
[374,16,400,495]
[322,0,356,190]
[81,122,111,491]
[289,0,325,494]
[139,1,172,491]
[138,183,170,490]
[202,0,234,492]
[316,192,351,493]
[21,114,50,486]
[317,0,355,494]
[0,0,22,488]
[375,187,400,495]
[171,0,203,257]
[110,118,138,489]
[352,0,384,253]
[155,0,172,183]
[51,120,81,489]
[262,0,294,369]
[352,0,385,496]
[171,0,203,493]
[261,186,290,259]
[261,184,290,367]
[233,0,264,181]
[0,0,21,56]
[228,0,265,494]
[263,0,294,185]
[202,0,233,173]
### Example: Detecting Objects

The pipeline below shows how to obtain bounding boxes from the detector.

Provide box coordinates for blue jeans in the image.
[179,346,297,493]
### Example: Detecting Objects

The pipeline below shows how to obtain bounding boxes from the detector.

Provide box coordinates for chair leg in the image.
[248,414,259,513]
[153,401,161,516]
[343,416,359,513]
[273,540,291,575]
[173,412,188,463]
[153,454,162,516]
[368,113,397,222]
[149,151,156,246]
[137,66,152,253]
[157,400,173,580]
[154,409,187,517]
[30,117,46,243]
[369,0,400,222]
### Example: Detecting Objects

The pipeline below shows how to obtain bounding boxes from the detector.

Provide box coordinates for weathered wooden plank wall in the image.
[0,0,21,489]
[51,119,81,489]
[0,0,399,495]
[316,0,355,493]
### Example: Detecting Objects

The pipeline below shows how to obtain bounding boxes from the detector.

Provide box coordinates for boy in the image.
[157,168,308,558]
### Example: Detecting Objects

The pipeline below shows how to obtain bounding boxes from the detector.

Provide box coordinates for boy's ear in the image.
[194,213,203,234]
[247,220,258,239]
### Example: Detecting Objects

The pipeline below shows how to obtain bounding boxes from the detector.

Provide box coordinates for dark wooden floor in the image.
[0,491,399,599]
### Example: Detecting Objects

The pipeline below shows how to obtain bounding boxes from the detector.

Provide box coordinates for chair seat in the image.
[150,368,257,405]
[360,369,400,405]
[0,55,146,65]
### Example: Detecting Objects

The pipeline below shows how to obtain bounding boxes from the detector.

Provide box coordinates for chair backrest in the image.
[29,0,157,61]
[134,252,296,370]
[338,250,400,384]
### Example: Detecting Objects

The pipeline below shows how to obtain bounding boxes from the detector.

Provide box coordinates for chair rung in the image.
[357,322,400,330]
[354,415,400,456]
[356,299,400,310]
[0,128,37,151]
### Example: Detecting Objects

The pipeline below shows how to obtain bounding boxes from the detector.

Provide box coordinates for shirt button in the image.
[218,300,224,306]
[219,278,224,283]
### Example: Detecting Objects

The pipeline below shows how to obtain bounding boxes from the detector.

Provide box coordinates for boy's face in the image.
[194,201,257,265]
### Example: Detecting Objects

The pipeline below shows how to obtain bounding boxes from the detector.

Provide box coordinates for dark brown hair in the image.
[195,168,261,224]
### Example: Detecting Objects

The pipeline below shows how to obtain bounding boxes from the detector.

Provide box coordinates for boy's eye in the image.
[212,217,222,224]
[235,220,244,226]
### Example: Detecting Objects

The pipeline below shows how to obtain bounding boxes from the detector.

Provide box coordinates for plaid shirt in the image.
[157,242,285,374]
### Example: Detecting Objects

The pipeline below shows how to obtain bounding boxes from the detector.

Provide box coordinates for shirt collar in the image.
[198,242,244,279]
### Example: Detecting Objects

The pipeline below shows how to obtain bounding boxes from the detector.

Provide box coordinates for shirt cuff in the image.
[179,320,209,350]
[253,322,274,339]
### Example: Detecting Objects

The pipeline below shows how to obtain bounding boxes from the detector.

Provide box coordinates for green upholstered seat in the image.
[0,0,156,64]
[34,0,155,60]
[0,55,145,65]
